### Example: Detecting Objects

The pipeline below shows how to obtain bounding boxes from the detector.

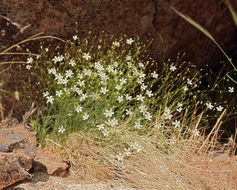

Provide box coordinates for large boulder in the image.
[0,0,236,67]
[0,118,37,159]
[0,152,32,190]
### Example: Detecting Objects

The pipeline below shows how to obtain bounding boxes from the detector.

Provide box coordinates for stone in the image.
[32,151,69,177]
[0,0,236,67]
[0,152,32,190]
[0,118,37,159]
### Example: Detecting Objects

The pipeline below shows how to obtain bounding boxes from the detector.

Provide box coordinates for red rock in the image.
[0,0,236,67]
[32,151,69,177]
[0,118,37,159]
[0,152,32,190]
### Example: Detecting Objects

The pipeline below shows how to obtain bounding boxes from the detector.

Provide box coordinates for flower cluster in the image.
[26,34,236,159]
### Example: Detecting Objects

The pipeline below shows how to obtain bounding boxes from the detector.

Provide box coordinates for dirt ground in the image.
[4,172,137,190]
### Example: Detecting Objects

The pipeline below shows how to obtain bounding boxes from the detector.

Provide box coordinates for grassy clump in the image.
[24,32,236,164]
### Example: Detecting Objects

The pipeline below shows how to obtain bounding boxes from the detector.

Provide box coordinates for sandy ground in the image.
[4,172,137,190]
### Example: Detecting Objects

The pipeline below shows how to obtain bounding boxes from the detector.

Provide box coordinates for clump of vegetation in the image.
[24,32,235,165]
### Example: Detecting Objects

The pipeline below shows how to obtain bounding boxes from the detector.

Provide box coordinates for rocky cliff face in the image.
[0,0,236,67]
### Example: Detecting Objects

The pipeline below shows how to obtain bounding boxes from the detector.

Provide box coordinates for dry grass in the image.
[109,140,237,190]
[41,129,237,190]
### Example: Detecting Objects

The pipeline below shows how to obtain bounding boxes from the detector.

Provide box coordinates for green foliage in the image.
[25,33,235,159]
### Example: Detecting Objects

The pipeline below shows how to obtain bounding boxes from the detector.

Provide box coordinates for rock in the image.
[32,151,69,177]
[0,118,37,159]
[0,152,32,190]
[0,0,236,67]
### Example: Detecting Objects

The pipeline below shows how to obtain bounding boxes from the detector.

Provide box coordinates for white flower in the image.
[137,78,144,84]
[61,78,69,85]
[101,87,108,94]
[77,80,85,87]
[139,104,148,113]
[96,124,104,131]
[164,109,172,120]
[113,41,120,47]
[138,72,146,79]
[43,91,49,97]
[146,90,153,97]
[65,70,73,78]
[26,65,32,70]
[125,94,132,101]
[111,118,118,127]
[103,129,109,137]
[45,48,49,52]
[145,112,152,121]
[83,113,89,120]
[69,59,76,67]
[83,53,91,60]
[46,95,54,104]
[106,118,118,127]
[170,65,177,71]
[216,105,223,112]
[104,109,114,118]
[52,55,64,63]
[58,126,65,134]
[80,93,88,102]
[56,90,63,97]
[27,57,33,64]
[73,35,78,40]
[75,88,83,95]
[48,68,57,75]
[206,102,214,110]
[127,62,132,68]
[83,69,92,76]
[192,129,200,136]
[126,55,132,61]
[187,79,192,85]
[134,121,142,129]
[136,94,144,102]
[228,87,234,93]
[76,105,82,113]
[125,109,133,116]
[177,102,183,112]
[113,62,119,67]
[124,148,131,156]
[151,71,158,79]
[106,65,114,73]
[138,62,144,68]
[117,95,124,103]
[183,86,188,91]
[120,78,127,85]
[141,83,147,91]
[169,137,176,144]
[116,153,123,162]
[71,85,77,92]
[172,120,180,128]
[130,142,142,152]
[126,38,134,45]
[98,45,101,49]
[115,85,122,90]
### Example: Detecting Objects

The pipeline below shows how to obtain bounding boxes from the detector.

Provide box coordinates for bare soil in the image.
[4,172,137,190]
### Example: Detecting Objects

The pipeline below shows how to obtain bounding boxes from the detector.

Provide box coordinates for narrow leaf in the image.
[226,0,237,27]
